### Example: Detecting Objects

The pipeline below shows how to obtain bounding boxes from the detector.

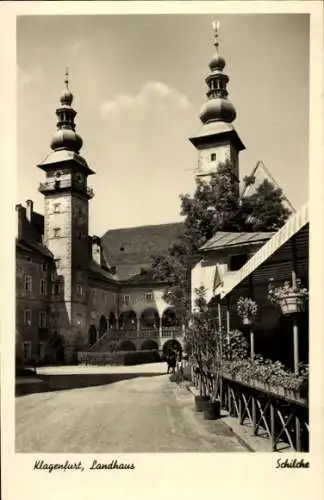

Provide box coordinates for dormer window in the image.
[229,254,248,271]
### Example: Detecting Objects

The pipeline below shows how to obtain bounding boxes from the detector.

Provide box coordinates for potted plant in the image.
[236,297,258,326]
[268,278,308,315]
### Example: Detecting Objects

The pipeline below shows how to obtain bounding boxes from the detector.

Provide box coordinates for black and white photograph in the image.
[1,1,323,498]
[13,11,312,455]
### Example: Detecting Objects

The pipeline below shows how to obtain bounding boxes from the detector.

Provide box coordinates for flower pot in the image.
[203,400,221,420]
[278,294,305,315]
[242,316,253,326]
[195,395,209,412]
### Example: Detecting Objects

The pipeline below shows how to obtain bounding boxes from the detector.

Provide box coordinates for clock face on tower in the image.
[75,172,85,186]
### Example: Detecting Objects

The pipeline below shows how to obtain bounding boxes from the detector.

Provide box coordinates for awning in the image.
[219,202,309,298]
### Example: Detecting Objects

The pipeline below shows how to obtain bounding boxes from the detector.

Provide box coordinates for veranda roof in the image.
[219,202,309,298]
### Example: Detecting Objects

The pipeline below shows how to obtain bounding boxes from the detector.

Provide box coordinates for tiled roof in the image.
[101,222,184,281]
[241,160,295,212]
[16,238,53,259]
[200,231,274,252]
[88,260,118,284]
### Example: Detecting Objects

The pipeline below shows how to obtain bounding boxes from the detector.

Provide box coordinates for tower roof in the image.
[190,21,245,151]
[199,21,236,125]
[38,70,94,174]
[50,69,83,153]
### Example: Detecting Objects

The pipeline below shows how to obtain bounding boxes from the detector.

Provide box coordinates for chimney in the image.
[91,236,101,266]
[26,199,33,222]
[15,204,23,240]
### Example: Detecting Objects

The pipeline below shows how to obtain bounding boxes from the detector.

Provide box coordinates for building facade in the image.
[16,25,293,365]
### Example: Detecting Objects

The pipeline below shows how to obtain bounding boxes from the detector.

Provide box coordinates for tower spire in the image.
[50,70,83,153]
[212,20,220,49]
[198,21,236,124]
[64,67,69,89]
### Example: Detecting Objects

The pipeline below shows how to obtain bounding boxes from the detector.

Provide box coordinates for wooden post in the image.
[291,235,299,374]
[291,235,301,448]
[248,275,256,433]
[293,315,299,373]
[270,399,276,451]
[250,330,255,360]
[295,412,301,451]
[226,297,230,337]
[217,301,222,331]
[239,393,243,425]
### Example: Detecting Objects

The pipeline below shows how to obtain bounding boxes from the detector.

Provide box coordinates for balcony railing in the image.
[161,326,182,337]
[39,179,94,198]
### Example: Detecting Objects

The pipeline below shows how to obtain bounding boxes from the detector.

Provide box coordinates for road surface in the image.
[16,363,246,453]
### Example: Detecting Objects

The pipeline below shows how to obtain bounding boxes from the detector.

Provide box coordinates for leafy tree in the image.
[151,160,291,321]
[240,179,291,232]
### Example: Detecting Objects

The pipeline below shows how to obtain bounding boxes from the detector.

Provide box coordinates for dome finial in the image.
[60,67,73,106]
[212,20,220,49]
[64,67,69,90]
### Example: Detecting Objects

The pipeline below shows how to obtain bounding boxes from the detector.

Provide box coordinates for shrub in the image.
[124,350,161,366]
[77,349,162,366]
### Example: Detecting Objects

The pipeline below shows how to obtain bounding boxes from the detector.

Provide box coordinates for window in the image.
[24,309,32,326]
[40,279,47,296]
[122,294,130,306]
[52,282,60,296]
[211,153,216,161]
[23,342,32,361]
[39,311,47,328]
[41,262,47,272]
[76,284,84,297]
[24,275,32,292]
[53,227,61,237]
[53,203,61,213]
[145,292,153,302]
[229,254,248,271]
[39,343,45,360]
[54,258,61,269]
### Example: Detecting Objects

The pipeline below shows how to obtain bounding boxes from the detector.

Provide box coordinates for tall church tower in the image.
[38,71,95,361]
[190,22,245,188]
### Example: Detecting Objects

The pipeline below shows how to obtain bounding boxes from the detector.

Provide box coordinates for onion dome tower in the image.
[37,70,95,364]
[38,68,94,176]
[50,70,84,153]
[189,21,245,181]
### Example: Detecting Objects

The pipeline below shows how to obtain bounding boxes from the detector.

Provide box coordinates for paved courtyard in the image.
[16,363,246,453]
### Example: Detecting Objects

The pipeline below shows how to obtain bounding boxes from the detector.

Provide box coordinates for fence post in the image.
[270,399,276,451]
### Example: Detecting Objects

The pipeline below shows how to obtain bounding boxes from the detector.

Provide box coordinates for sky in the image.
[17,14,309,236]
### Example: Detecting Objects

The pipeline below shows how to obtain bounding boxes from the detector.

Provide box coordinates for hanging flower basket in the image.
[278,293,305,315]
[268,279,308,316]
[236,297,258,325]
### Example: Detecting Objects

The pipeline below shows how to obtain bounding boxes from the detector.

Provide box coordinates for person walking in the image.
[166,348,176,374]
[176,350,183,384]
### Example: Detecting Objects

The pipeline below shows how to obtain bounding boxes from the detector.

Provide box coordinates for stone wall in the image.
[16,249,52,361]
